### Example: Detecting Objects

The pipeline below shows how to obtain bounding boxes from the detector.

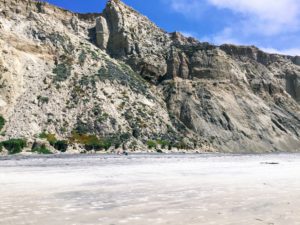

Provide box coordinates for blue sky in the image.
[43,0,300,56]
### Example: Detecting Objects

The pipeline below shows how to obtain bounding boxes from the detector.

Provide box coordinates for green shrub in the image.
[91,51,98,60]
[114,141,121,149]
[0,115,5,131]
[97,113,109,123]
[78,51,87,65]
[39,132,47,139]
[147,140,157,149]
[39,132,67,151]
[120,133,131,142]
[53,63,71,82]
[74,121,92,135]
[39,132,57,145]
[157,140,170,149]
[2,139,27,154]
[84,139,102,151]
[70,132,120,151]
[32,145,52,154]
[132,127,140,138]
[37,96,49,104]
[79,76,90,86]
[53,140,68,152]
[147,140,170,149]
[82,136,111,151]
[48,34,75,54]
[96,62,151,97]
[101,139,112,151]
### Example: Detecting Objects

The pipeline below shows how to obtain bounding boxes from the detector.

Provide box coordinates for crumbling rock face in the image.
[0,0,299,153]
[167,47,190,80]
[96,1,300,152]
[286,73,300,103]
[99,0,171,83]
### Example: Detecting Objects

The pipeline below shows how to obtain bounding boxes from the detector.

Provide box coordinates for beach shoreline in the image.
[1,154,300,225]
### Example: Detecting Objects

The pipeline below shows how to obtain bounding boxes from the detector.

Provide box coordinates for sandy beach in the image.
[0,154,300,225]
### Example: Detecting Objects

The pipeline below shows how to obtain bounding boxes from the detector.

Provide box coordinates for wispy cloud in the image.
[164,0,300,55]
[165,0,204,18]
[208,0,300,36]
[167,0,300,35]
[201,27,243,45]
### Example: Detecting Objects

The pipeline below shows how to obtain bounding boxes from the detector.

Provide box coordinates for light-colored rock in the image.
[95,16,109,50]
[0,0,299,153]
[103,0,171,82]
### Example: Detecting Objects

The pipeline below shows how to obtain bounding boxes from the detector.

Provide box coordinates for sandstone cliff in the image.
[0,0,299,153]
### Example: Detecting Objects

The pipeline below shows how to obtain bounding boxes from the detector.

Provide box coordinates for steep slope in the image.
[0,0,177,153]
[0,0,299,153]
[97,0,300,152]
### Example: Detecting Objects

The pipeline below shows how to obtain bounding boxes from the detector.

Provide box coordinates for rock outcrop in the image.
[96,16,109,50]
[101,0,172,83]
[0,0,299,153]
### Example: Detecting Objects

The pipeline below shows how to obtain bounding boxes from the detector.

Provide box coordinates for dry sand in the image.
[0,154,300,225]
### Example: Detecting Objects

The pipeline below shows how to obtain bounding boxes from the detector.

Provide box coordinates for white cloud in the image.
[167,0,300,35]
[165,0,300,54]
[201,27,243,45]
[208,0,300,35]
[166,0,203,17]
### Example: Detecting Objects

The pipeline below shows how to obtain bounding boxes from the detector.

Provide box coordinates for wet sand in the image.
[0,154,300,225]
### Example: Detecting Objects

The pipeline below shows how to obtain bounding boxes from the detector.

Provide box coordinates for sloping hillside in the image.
[0,0,299,154]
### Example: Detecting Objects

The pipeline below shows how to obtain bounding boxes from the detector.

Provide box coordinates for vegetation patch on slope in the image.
[0,115,5,131]
[2,139,27,154]
[32,144,52,154]
[97,61,153,98]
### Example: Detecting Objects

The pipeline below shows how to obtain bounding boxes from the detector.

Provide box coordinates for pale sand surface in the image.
[0,154,300,225]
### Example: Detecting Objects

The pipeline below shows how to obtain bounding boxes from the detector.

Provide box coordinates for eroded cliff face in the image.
[0,0,299,153]
[96,0,173,83]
